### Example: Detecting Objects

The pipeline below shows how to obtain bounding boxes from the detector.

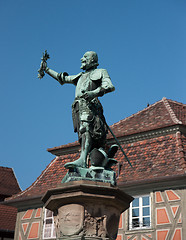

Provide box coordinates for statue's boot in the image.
[64,155,86,169]
[64,132,92,169]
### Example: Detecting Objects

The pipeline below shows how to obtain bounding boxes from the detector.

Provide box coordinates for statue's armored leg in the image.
[64,132,92,169]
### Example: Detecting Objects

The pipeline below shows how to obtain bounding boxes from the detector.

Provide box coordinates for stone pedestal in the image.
[42,180,133,240]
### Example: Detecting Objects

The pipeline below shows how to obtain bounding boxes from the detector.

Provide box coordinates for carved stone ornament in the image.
[83,205,120,239]
[58,204,84,236]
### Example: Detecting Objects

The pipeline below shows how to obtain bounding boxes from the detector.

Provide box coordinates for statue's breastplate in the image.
[75,71,100,98]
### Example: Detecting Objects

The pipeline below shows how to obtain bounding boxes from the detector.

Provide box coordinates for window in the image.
[43,209,56,239]
[129,195,151,230]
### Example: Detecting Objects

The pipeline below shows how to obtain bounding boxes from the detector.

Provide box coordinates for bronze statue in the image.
[39,51,117,170]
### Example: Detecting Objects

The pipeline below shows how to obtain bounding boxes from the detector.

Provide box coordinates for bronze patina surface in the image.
[38,51,121,184]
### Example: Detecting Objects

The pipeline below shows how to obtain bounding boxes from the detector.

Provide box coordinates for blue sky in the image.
[0,0,185,190]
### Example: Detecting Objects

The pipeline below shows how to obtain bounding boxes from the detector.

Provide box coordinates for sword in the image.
[82,91,133,168]
[105,121,133,168]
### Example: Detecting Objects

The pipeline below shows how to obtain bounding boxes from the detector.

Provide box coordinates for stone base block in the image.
[59,237,109,240]
[59,236,109,240]
[42,180,133,240]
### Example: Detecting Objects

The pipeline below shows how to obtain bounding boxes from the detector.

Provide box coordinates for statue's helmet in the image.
[80,51,99,70]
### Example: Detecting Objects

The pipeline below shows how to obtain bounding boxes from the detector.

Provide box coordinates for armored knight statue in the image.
[39,51,118,170]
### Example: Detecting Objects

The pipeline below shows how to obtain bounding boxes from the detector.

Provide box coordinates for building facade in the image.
[5,98,186,240]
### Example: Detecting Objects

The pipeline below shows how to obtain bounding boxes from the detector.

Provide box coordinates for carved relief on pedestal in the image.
[57,204,84,237]
[53,203,120,239]
[84,204,120,239]
[84,209,106,238]
[42,181,133,240]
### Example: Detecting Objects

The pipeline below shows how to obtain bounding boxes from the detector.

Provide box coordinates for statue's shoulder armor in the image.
[90,69,108,81]
[70,72,82,81]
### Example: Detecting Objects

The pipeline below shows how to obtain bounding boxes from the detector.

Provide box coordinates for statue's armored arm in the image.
[45,67,69,85]
[89,81,115,99]
[92,69,115,96]
[45,67,58,80]
[101,69,115,93]
[100,79,115,95]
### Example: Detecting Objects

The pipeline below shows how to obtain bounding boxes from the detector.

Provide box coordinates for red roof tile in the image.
[0,167,21,196]
[117,134,185,183]
[6,98,186,202]
[0,204,17,231]
[108,98,185,138]
[6,154,74,201]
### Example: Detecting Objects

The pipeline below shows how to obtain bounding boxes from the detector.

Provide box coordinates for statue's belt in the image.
[72,97,99,107]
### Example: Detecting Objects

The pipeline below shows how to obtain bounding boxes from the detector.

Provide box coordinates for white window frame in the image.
[43,208,56,239]
[129,195,151,230]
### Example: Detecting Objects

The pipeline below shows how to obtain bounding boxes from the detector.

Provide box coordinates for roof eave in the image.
[3,195,43,210]
[118,173,186,196]
[0,229,14,234]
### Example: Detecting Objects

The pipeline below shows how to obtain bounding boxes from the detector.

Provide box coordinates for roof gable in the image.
[167,99,186,125]
[109,97,185,138]
[0,167,21,196]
